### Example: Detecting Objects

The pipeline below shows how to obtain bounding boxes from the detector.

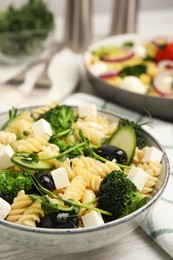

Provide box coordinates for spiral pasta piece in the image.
[79,189,97,217]
[0,131,17,145]
[73,120,104,145]
[74,162,102,192]
[83,115,118,136]
[5,111,34,135]
[17,201,44,227]
[6,190,33,223]
[12,134,49,153]
[63,176,87,202]
[71,156,121,178]
[128,146,162,196]
[55,158,75,181]
[38,143,59,166]
[32,102,58,119]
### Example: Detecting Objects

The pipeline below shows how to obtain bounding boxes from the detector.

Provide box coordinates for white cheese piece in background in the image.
[142,146,163,163]
[133,44,147,58]
[0,144,14,169]
[120,76,146,94]
[0,197,11,220]
[78,104,97,118]
[90,61,107,76]
[32,118,52,137]
[127,167,149,191]
[81,211,104,228]
[51,167,70,190]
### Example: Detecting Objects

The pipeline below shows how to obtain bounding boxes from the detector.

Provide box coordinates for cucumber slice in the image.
[109,125,136,165]
[11,154,53,170]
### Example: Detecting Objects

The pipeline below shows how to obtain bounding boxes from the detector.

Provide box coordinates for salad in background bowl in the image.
[84,34,173,121]
[0,102,169,253]
[0,0,54,64]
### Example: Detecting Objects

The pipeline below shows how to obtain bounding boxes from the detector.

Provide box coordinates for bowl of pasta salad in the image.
[0,102,169,254]
[84,33,173,122]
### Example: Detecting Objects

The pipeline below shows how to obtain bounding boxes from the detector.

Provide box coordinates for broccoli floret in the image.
[119,119,147,149]
[38,105,77,133]
[98,170,147,221]
[0,171,33,204]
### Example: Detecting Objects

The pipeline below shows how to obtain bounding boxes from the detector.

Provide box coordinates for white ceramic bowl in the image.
[0,107,170,254]
[84,33,173,122]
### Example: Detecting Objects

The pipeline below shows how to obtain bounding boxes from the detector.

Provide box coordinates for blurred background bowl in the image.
[84,33,173,122]
[0,29,54,65]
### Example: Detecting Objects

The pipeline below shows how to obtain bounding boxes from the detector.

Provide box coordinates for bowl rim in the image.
[83,32,173,101]
[0,106,170,234]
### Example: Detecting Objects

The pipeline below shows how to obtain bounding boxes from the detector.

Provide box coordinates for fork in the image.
[16,42,64,95]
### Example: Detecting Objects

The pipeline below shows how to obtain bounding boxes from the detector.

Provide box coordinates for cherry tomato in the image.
[165,43,173,60]
[155,42,173,62]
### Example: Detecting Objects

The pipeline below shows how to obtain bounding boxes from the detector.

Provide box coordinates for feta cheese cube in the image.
[133,44,146,58]
[51,167,70,189]
[0,197,11,220]
[142,146,163,163]
[120,76,146,94]
[90,61,107,76]
[32,118,52,137]
[78,104,97,118]
[127,167,149,191]
[81,211,104,228]
[0,145,14,169]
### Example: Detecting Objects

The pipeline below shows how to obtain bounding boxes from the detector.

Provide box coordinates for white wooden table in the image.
[0,227,171,260]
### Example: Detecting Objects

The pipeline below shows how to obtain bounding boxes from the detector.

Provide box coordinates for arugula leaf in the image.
[1,107,18,130]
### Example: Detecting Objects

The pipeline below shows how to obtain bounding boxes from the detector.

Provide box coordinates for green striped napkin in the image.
[64,92,173,258]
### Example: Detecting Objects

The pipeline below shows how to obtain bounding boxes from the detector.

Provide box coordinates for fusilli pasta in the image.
[17,201,44,227]
[6,190,33,223]
[5,111,34,135]
[0,131,16,145]
[12,134,50,153]
[63,176,87,202]
[32,102,58,119]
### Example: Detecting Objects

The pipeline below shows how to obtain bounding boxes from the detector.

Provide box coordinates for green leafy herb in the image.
[0,0,54,33]
[123,41,134,47]
[12,128,131,170]
[1,107,18,130]
[121,64,147,78]
[27,172,112,216]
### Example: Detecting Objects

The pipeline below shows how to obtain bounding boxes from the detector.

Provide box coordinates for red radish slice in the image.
[151,37,168,47]
[153,70,173,96]
[101,51,134,62]
[158,60,173,69]
[99,70,121,79]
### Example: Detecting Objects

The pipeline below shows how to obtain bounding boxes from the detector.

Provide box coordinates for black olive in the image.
[96,145,127,165]
[40,212,78,229]
[34,172,55,191]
